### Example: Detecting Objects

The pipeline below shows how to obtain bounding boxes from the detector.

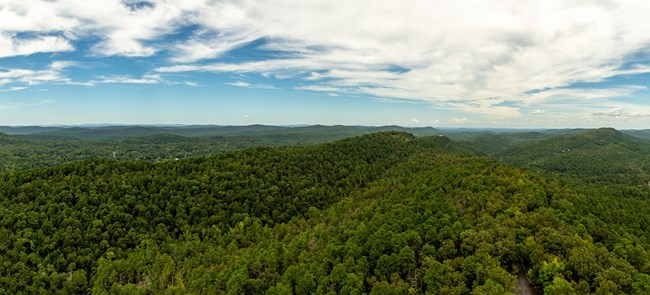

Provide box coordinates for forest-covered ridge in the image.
[0,125,439,172]
[0,125,440,140]
[2,125,650,193]
[2,125,650,173]
[1,131,650,294]
[488,128,650,189]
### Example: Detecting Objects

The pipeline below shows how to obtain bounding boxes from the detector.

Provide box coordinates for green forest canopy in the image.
[1,130,650,294]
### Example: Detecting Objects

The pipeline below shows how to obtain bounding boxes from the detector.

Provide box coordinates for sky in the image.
[2,0,650,128]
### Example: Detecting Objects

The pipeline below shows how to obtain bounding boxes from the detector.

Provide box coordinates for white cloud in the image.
[226,81,251,88]
[0,33,74,58]
[225,81,276,89]
[452,117,469,124]
[50,61,79,70]
[631,112,650,118]
[170,29,261,63]
[532,109,545,115]
[520,86,642,107]
[0,86,27,92]
[593,108,626,117]
[170,81,200,87]
[93,75,160,85]
[295,85,341,92]
[593,107,650,118]
[449,104,521,118]
[0,61,76,87]
[0,63,167,89]
[0,0,188,57]
[410,118,421,124]
[3,0,650,121]
[147,0,650,117]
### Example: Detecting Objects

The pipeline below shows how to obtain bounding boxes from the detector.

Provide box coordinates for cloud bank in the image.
[2,0,650,119]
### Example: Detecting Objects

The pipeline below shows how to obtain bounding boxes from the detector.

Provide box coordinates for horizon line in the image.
[0,124,647,131]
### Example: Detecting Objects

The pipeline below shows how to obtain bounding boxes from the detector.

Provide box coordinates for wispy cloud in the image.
[0,86,28,92]
[149,0,650,117]
[0,62,200,90]
[0,61,76,87]
[0,100,53,110]
[169,81,200,87]
[92,74,161,85]
[520,86,644,107]
[593,107,650,118]
[225,81,276,89]
[3,0,650,123]
[0,33,73,58]
[170,29,261,63]
[593,108,626,117]
[295,85,341,92]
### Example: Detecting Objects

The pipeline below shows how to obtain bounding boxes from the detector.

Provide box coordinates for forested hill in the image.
[2,132,650,294]
[0,125,439,172]
[0,132,26,143]
[495,128,650,187]
[2,124,439,140]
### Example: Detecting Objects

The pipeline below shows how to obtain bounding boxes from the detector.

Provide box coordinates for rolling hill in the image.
[0,125,440,172]
[496,128,650,187]
[18,125,439,141]
[1,132,650,294]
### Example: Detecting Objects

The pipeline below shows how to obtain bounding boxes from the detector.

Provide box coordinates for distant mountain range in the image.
[0,124,440,140]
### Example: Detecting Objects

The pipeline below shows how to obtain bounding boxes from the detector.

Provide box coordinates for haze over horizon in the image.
[0,123,645,133]
[2,0,650,128]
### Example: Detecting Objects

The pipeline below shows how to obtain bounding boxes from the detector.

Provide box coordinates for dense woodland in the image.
[1,127,650,294]
[0,125,438,172]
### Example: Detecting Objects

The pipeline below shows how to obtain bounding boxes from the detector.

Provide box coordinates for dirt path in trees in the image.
[515,264,539,295]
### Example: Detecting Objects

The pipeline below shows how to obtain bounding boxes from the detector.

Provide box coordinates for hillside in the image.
[1,132,650,294]
[22,125,292,140]
[0,132,26,143]
[0,126,63,135]
[0,125,441,172]
[24,126,168,140]
[459,132,553,156]
[623,130,650,140]
[496,128,650,187]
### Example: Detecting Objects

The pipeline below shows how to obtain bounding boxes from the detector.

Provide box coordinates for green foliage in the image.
[538,258,566,286]
[495,128,650,188]
[544,277,574,295]
[1,130,650,294]
[0,125,440,172]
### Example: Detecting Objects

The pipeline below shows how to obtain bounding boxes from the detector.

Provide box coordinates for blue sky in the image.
[2,0,650,128]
